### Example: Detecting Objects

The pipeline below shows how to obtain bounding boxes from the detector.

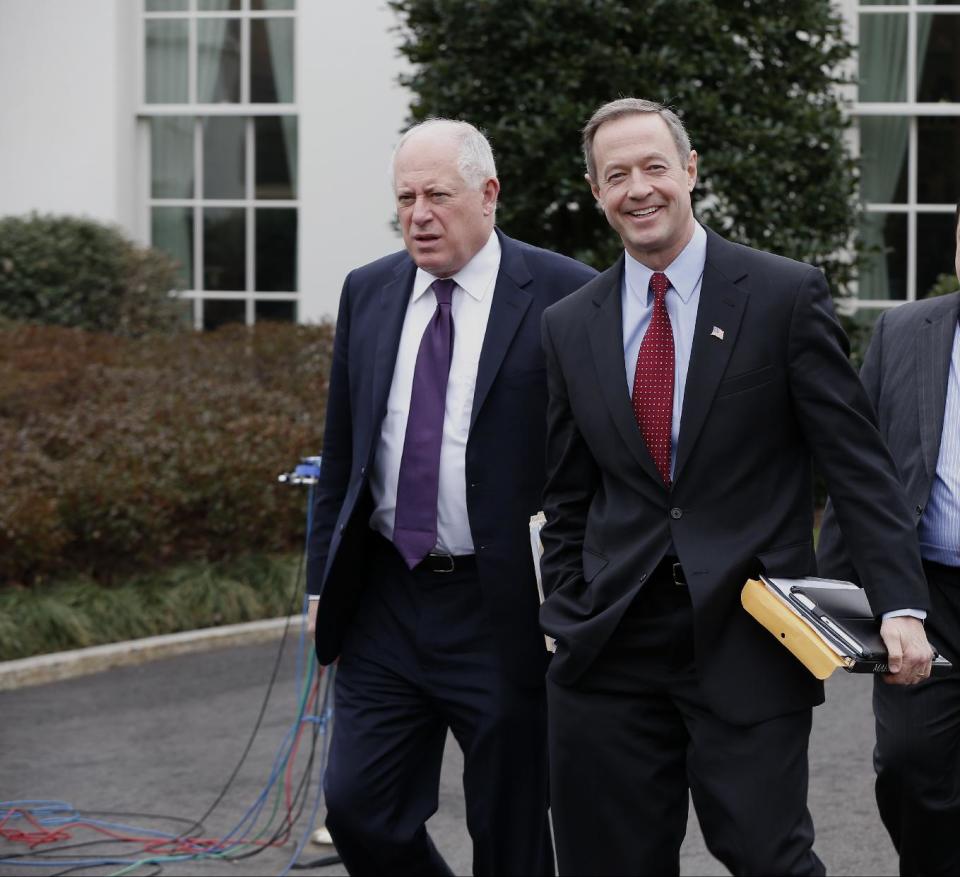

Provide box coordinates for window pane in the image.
[256,208,297,291]
[255,116,297,198]
[145,20,189,103]
[151,116,194,199]
[252,0,295,8]
[859,117,907,204]
[198,0,241,9]
[917,214,958,299]
[918,117,960,204]
[146,0,188,10]
[859,213,907,300]
[858,14,907,102]
[197,18,241,103]
[917,14,960,103]
[152,207,194,289]
[203,116,246,200]
[255,300,296,322]
[204,208,246,291]
[251,19,294,103]
[203,299,246,330]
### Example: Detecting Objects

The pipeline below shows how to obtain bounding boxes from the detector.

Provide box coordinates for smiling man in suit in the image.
[818,203,960,876]
[538,97,934,876]
[304,118,595,876]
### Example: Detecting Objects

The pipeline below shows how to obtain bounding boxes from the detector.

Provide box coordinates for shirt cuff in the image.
[881,608,926,621]
[308,594,320,601]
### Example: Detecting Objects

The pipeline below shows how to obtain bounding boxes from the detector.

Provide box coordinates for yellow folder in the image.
[741,578,847,680]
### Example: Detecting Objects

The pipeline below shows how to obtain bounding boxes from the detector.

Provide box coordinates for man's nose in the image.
[626,169,653,199]
[412,196,433,225]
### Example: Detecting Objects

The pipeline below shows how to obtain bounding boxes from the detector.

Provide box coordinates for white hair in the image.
[390,118,498,191]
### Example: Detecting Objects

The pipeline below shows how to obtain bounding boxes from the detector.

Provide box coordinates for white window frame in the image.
[854,2,960,310]
[139,0,299,329]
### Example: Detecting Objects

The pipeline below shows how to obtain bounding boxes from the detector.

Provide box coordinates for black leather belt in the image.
[652,556,687,586]
[413,552,477,574]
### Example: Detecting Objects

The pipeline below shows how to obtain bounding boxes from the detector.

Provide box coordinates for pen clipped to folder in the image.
[742,575,953,680]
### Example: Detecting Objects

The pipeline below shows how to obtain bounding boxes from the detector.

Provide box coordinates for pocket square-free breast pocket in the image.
[715,364,777,398]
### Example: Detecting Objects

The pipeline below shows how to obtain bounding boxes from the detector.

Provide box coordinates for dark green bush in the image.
[0,213,184,336]
[0,321,333,586]
[391,0,861,294]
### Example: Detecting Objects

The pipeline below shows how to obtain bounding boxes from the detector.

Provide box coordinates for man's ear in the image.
[481,177,500,216]
[686,150,698,192]
[586,172,602,205]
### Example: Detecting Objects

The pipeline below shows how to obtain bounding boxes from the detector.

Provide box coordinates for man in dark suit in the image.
[305,118,595,876]
[538,97,934,876]
[818,203,960,876]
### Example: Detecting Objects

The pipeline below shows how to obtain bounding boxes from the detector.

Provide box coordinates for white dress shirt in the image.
[368,230,501,555]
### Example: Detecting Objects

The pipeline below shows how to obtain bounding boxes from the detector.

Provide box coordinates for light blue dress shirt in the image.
[918,321,960,567]
[622,222,706,479]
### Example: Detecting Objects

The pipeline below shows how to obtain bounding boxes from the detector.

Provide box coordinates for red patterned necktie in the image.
[631,271,675,487]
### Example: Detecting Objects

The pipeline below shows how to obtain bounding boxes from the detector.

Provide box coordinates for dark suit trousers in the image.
[547,566,824,876]
[323,532,553,877]
[874,559,960,877]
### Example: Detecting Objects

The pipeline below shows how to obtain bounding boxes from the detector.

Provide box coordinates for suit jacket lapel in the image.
[917,293,960,477]
[470,232,533,429]
[369,260,416,462]
[586,256,662,482]
[673,235,748,483]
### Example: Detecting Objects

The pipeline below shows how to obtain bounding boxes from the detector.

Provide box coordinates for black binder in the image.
[781,579,953,676]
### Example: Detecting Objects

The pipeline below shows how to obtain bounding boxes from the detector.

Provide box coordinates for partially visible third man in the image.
[819,202,960,876]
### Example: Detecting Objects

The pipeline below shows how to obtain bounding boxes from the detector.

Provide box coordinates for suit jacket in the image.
[306,229,596,686]
[539,227,929,724]
[818,292,960,583]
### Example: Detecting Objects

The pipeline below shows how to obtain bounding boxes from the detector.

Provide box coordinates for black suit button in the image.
[640,573,647,581]
[360,466,367,476]
[915,505,923,516]
[339,524,345,532]
[670,508,683,520]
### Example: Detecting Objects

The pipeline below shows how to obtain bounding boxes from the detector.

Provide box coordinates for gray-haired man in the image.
[305,119,595,875]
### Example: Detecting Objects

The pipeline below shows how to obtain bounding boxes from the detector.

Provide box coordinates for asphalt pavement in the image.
[1,631,898,876]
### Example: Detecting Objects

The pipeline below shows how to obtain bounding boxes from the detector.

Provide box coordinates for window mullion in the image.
[246,116,256,325]
[907,116,918,301]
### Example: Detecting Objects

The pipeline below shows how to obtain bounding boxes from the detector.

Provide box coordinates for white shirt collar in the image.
[624,222,707,305]
[412,229,501,302]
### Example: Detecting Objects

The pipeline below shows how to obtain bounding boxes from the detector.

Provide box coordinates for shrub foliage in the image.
[0,321,333,587]
[390,0,860,294]
[0,213,184,336]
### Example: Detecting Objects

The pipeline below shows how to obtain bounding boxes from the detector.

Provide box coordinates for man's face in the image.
[394,132,499,278]
[587,113,698,270]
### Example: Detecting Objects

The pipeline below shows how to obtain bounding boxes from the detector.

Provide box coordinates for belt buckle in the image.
[672,562,685,587]
[429,553,455,574]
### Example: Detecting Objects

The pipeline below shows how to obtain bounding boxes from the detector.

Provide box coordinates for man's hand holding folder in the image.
[880,615,935,684]
[742,576,951,681]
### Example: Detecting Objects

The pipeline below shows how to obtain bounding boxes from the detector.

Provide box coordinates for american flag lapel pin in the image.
[710,326,725,341]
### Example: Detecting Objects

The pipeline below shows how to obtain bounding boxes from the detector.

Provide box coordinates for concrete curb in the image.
[0,615,305,691]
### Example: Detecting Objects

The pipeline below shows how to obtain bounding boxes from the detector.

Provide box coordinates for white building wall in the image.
[0,0,408,323]
[298,0,409,322]
[0,0,139,230]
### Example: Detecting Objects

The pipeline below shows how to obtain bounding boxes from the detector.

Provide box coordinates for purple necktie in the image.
[393,278,456,569]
